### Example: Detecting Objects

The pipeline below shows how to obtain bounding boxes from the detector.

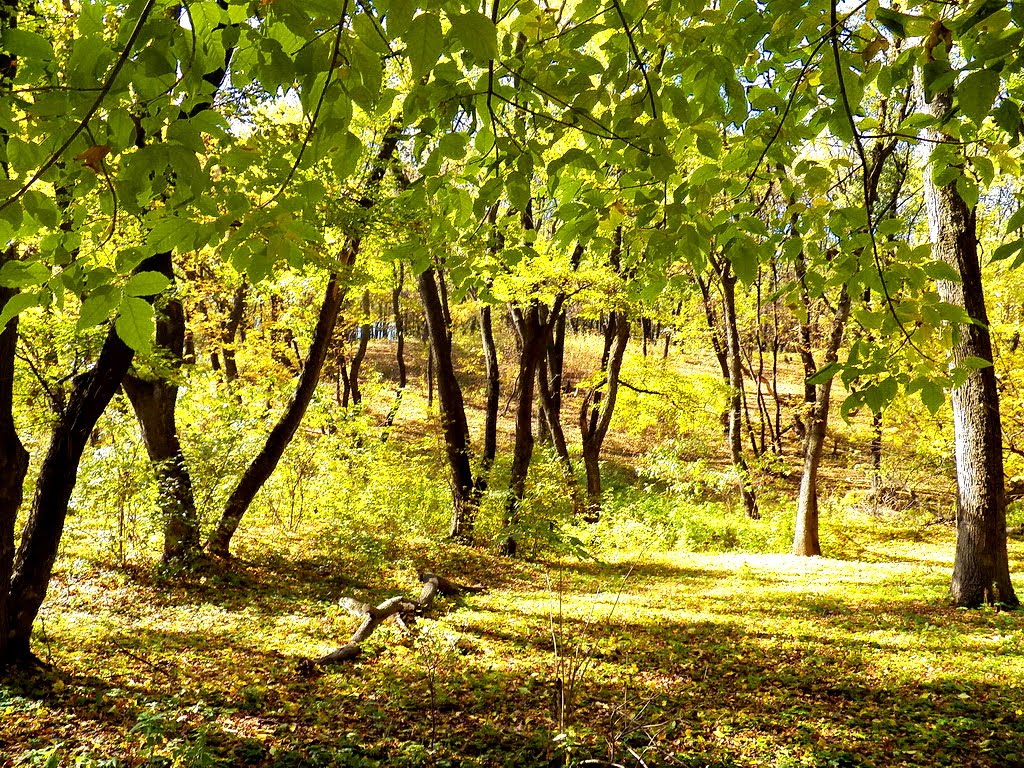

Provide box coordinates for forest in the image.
[1,0,1024,765]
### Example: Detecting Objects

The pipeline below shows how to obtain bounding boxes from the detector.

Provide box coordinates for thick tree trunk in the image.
[792,286,850,556]
[719,259,760,519]
[122,251,201,565]
[0,280,30,667]
[8,323,136,656]
[418,267,478,543]
[208,270,346,557]
[925,85,1018,608]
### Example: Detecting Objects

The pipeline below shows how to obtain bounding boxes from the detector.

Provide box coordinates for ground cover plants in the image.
[2,503,1022,767]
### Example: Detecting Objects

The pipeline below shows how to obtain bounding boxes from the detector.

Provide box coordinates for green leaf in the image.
[0,260,49,288]
[863,376,898,413]
[384,0,416,37]
[505,172,531,213]
[77,286,120,330]
[920,381,945,415]
[923,260,961,282]
[404,12,443,80]
[448,11,497,61]
[124,271,171,297]
[0,291,38,330]
[956,175,979,210]
[115,296,155,354]
[957,69,1000,124]
[2,28,55,60]
[246,242,276,283]
[807,361,841,385]
[874,7,908,37]
[960,355,993,370]
[992,240,1023,262]
[993,99,1022,135]
[1006,207,1024,233]
[116,247,148,274]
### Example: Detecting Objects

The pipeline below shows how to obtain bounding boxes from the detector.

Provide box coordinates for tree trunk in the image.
[719,258,760,519]
[393,262,407,389]
[348,290,371,406]
[0,278,30,667]
[207,124,399,557]
[221,282,246,382]
[8,322,137,657]
[479,303,499,474]
[208,270,346,557]
[122,251,202,565]
[579,312,630,521]
[418,267,478,543]
[792,285,850,556]
[925,82,1018,608]
[502,303,549,555]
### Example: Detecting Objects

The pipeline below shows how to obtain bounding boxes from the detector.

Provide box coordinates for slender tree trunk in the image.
[479,303,499,474]
[696,273,730,381]
[348,290,371,405]
[221,282,246,382]
[537,352,572,472]
[502,303,549,555]
[418,267,478,543]
[208,270,346,557]
[792,286,850,556]
[925,82,1018,608]
[207,125,399,557]
[393,262,407,389]
[719,258,760,519]
[579,312,630,521]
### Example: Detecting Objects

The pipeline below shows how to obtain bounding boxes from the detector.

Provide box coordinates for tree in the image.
[922,23,1019,608]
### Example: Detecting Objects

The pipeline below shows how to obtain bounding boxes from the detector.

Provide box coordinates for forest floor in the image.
[2,520,1022,767]
[4,337,1024,767]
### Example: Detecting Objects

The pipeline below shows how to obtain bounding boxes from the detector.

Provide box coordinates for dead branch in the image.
[307,572,483,667]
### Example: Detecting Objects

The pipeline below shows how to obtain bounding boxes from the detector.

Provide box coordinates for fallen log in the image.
[308,571,483,667]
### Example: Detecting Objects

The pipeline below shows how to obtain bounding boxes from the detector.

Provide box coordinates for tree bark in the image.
[502,302,549,555]
[0,277,30,667]
[792,286,850,556]
[393,262,407,389]
[925,81,1018,608]
[417,267,478,543]
[479,303,499,475]
[122,251,202,565]
[347,290,371,406]
[579,311,630,521]
[719,257,760,519]
[220,282,246,382]
[8,322,137,656]
[208,269,346,557]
